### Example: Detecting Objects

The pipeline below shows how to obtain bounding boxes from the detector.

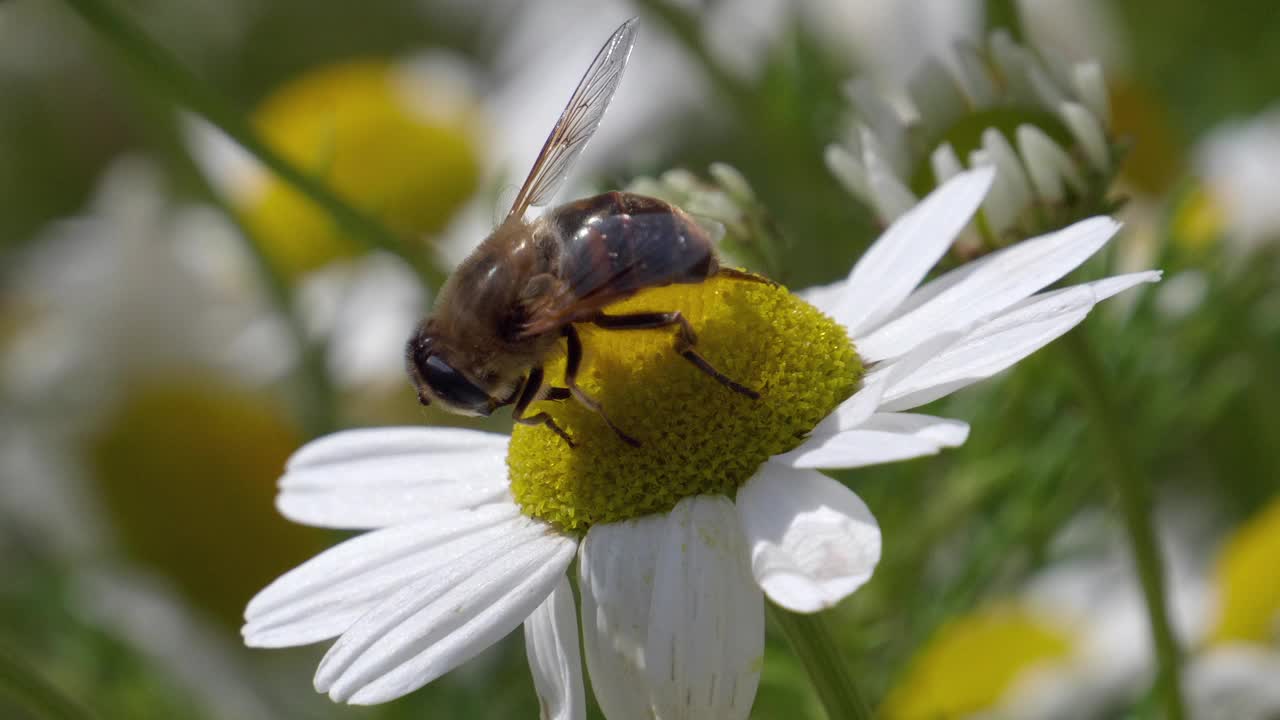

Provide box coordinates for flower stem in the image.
[57,0,446,291]
[769,603,872,720]
[1064,331,1187,720]
[985,0,1025,40]
[0,645,96,720]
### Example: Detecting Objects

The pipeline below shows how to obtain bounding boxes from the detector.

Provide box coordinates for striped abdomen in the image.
[549,191,717,304]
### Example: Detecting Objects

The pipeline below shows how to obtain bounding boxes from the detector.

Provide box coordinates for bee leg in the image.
[563,325,641,447]
[545,387,572,402]
[512,366,575,448]
[714,266,777,287]
[590,311,761,400]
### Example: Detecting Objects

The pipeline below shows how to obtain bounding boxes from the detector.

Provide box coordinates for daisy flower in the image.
[244,167,1159,716]
[826,25,1118,249]
[1194,102,1280,253]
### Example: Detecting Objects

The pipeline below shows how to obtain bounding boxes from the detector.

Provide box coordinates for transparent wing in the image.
[507,18,638,219]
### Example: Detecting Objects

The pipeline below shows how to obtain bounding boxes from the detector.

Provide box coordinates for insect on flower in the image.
[406,18,764,448]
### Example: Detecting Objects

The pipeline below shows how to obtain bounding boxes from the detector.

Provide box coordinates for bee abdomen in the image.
[552,191,716,299]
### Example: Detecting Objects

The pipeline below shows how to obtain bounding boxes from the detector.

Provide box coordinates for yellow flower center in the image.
[508,274,861,532]
[1211,496,1280,645]
[881,604,1075,719]
[90,375,325,626]
[245,60,482,277]
[1172,186,1227,253]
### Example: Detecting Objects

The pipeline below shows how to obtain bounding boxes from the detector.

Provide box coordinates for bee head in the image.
[405,324,497,417]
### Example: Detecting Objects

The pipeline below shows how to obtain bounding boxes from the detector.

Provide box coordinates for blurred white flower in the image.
[2,155,291,411]
[826,27,1116,249]
[1003,512,1212,719]
[1196,103,1280,252]
[1185,645,1280,720]
[295,255,425,390]
[891,496,1280,720]
[801,0,1125,89]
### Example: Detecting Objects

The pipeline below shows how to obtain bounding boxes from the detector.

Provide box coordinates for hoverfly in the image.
[406,18,761,447]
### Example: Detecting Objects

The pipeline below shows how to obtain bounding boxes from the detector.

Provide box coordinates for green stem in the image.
[57,0,446,291]
[769,604,873,720]
[985,0,1025,40]
[0,645,96,720]
[1064,331,1187,720]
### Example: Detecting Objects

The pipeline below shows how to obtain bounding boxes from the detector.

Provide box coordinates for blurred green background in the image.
[3,0,1280,718]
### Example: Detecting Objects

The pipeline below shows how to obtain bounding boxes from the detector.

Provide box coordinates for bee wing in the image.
[520,195,717,337]
[506,18,638,220]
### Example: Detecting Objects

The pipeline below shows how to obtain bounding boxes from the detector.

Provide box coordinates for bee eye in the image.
[420,355,493,416]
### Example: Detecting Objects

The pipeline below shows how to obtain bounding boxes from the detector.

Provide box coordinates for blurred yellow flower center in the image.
[1211,496,1280,644]
[1172,186,1227,253]
[882,605,1075,719]
[90,375,325,627]
[245,60,482,277]
[507,275,861,532]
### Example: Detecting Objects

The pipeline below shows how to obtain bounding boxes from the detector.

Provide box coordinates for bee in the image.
[406,18,761,448]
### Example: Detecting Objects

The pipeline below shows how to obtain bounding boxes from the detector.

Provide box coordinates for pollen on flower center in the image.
[507,274,861,533]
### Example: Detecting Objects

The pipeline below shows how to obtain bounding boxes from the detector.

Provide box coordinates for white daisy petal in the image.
[881,271,1161,411]
[1086,271,1165,302]
[907,59,968,136]
[971,149,1017,235]
[825,144,872,202]
[857,215,1121,362]
[1017,125,1087,202]
[860,328,966,400]
[1072,62,1110,124]
[930,141,965,185]
[737,462,881,612]
[314,516,575,704]
[288,427,509,469]
[243,503,522,648]
[580,515,666,720]
[774,429,942,469]
[861,127,919,222]
[1060,101,1110,173]
[278,431,510,529]
[847,78,910,176]
[859,413,970,447]
[982,128,1034,218]
[832,167,995,336]
[524,575,585,720]
[646,495,763,720]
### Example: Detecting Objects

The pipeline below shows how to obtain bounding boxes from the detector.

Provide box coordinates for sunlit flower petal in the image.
[313,515,575,704]
[579,515,666,720]
[646,496,763,720]
[737,463,881,612]
[277,427,510,529]
[524,576,586,720]
[832,167,994,336]
[244,503,524,648]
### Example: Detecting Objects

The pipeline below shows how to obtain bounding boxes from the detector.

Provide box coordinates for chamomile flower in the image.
[187,55,483,279]
[827,27,1119,252]
[882,510,1211,720]
[244,167,1158,717]
[1194,102,1280,253]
